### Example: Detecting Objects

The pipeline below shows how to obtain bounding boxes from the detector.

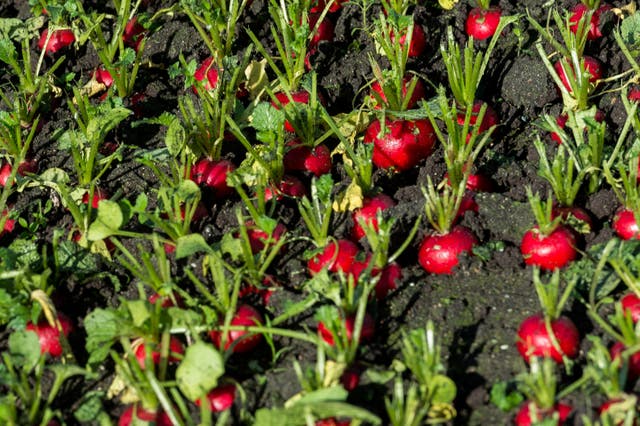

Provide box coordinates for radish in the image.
[465,5,502,41]
[263,174,307,201]
[392,24,426,58]
[569,2,611,41]
[310,0,346,13]
[351,193,396,241]
[315,419,350,426]
[245,220,287,254]
[620,293,640,323]
[629,87,640,103]
[456,100,499,141]
[26,313,74,358]
[514,400,572,426]
[549,110,604,144]
[0,209,15,237]
[520,225,577,270]
[149,292,184,308]
[598,398,636,425]
[0,159,37,187]
[418,225,477,275]
[340,366,360,391]
[283,141,332,176]
[308,12,334,49]
[369,75,426,110]
[193,57,219,93]
[82,188,109,209]
[610,341,640,381]
[38,28,75,54]
[94,67,114,88]
[317,312,375,346]
[612,208,640,240]
[272,90,316,133]
[133,336,184,369]
[349,258,402,300]
[516,313,580,363]
[195,383,236,412]
[210,304,264,353]
[307,239,359,275]
[118,404,173,426]
[123,17,145,51]
[554,56,602,92]
[551,205,593,231]
[363,118,436,172]
[190,158,235,198]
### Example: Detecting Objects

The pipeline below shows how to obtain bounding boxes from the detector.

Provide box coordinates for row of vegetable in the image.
[3,0,640,424]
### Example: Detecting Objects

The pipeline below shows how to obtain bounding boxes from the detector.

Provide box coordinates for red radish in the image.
[130,92,146,118]
[26,313,74,358]
[516,313,580,363]
[283,141,332,176]
[554,56,602,92]
[272,90,318,133]
[514,400,572,426]
[190,158,235,198]
[123,17,145,51]
[551,205,593,230]
[520,225,577,270]
[134,336,184,368]
[455,192,479,221]
[351,193,396,241]
[210,304,264,353]
[550,110,604,144]
[149,292,184,308]
[195,383,236,412]
[307,239,359,275]
[392,24,426,58]
[82,188,109,209]
[308,12,334,48]
[349,258,402,300]
[456,100,499,140]
[465,6,502,40]
[118,405,172,426]
[0,159,38,187]
[418,226,477,275]
[245,221,287,254]
[315,419,351,426]
[369,75,426,110]
[264,174,307,201]
[94,67,114,88]
[340,366,361,391]
[569,3,611,41]
[613,208,640,240]
[317,312,375,346]
[38,28,75,53]
[598,398,635,425]
[310,0,346,13]
[0,209,15,237]
[363,118,436,172]
[621,293,640,323]
[610,341,640,381]
[629,87,640,103]
[193,57,219,93]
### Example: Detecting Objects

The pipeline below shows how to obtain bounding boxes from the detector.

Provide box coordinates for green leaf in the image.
[176,341,224,400]
[165,116,186,157]
[73,391,107,422]
[86,107,131,145]
[621,12,640,49]
[54,240,99,276]
[9,329,40,369]
[84,308,133,364]
[254,401,381,426]
[87,200,124,241]
[430,374,457,404]
[251,102,285,133]
[126,300,151,328]
[176,234,213,259]
[490,380,523,412]
[0,38,16,66]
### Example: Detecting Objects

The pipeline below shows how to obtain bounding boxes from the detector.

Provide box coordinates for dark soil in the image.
[0,0,637,425]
